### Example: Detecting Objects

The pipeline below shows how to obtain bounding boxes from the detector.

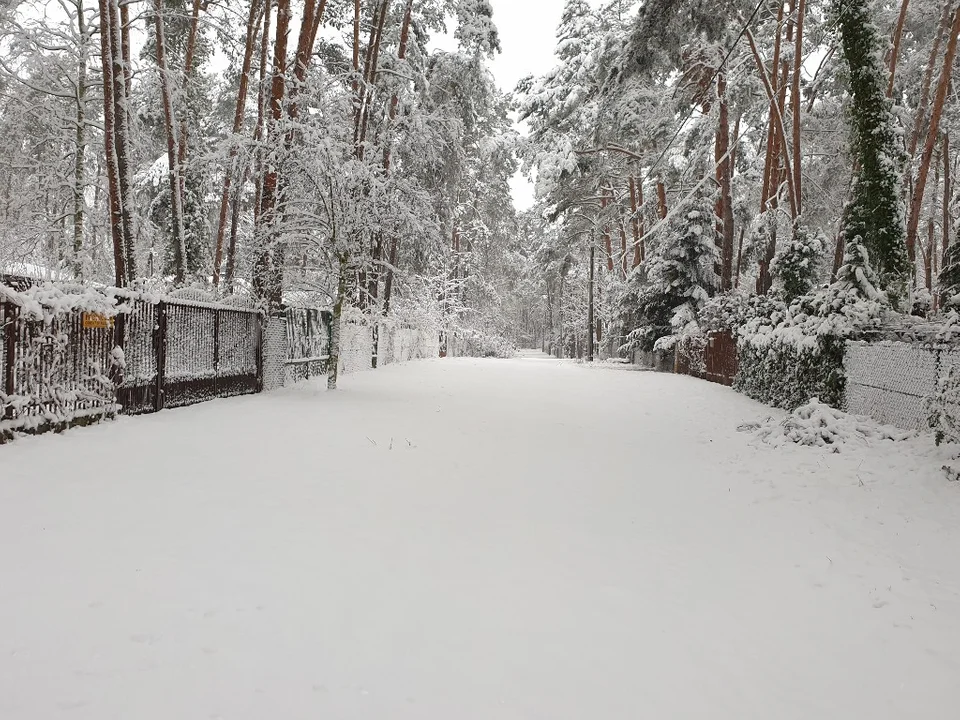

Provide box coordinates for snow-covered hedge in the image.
[706,286,885,410]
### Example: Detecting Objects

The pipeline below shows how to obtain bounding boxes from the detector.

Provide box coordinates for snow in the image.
[2,356,960,718]
[743,398,915,450]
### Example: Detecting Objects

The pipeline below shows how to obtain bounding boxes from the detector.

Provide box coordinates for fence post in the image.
[326,311,333,375]
[213,308,221,394]
[154,301,167,412]
[111,309,126,400]
[255,312,265,393]
[3,303,16,421]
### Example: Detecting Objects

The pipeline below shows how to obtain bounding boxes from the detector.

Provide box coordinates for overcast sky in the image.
[488,1,566,97]
[487,1,568,210]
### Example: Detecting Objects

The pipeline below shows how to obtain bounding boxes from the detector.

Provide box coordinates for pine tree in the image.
[772,224,823,301]
[627,194,718,351]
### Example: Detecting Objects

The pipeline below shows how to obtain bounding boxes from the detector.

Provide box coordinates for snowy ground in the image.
[2,354,960,719]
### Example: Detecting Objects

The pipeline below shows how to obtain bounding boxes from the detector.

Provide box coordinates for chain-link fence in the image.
[844,341,960,431]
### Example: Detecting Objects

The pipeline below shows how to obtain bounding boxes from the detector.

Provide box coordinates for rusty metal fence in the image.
[3,295,263,438]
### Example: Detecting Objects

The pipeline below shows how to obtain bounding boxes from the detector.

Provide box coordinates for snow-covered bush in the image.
[734,284,885,410]
[927,365,960,447]
[743,398,912,451]
[926,364,960,480]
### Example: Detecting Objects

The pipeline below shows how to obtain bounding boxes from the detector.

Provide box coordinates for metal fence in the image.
[843,341,960,431]
[2,301,118,435]
[116,299,262,415]
[3,286,438,441]
[2,296,263,437]
[283,306,332,383]
[675,331,738,386]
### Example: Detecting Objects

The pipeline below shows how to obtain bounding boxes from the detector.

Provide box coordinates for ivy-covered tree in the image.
[833,0,910,304]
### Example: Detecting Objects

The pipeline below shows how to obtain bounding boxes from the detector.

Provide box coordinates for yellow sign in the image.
[82,312,114,330]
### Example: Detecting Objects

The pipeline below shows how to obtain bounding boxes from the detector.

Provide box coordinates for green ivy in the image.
[734,336,846,410]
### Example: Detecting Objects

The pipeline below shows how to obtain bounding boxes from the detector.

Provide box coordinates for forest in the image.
[2,0,960,390]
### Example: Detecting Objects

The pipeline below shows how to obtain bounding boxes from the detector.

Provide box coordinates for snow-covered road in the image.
[2,355,960,719]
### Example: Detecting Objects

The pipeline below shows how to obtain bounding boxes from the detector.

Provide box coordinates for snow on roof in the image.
[2,262,71,283]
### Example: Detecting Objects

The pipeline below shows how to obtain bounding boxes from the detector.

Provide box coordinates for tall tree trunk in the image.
[107,0,136,280]
[73,0,88,278]
[355,0,391,158]
[251,0,274,229]
[746,28,797,218]
[716,70,735,290]
[656,179,667,219]
[381,0,415,313]
[352,0,361,107]
[177,0,204,173]
[384,0,414,173]
[944,131,952,270]
[587,243,594,362]
[290,0,329,118]
[119,0,131,97]
[383,236,400,313]
[214,0,264,288]
[254,0,291,308]
[327,252,348,390]
[601,187,613,272]
[760,0,786,213]
[224,180,243,289]
[618,217,629,277]
[906,5,960,264]
[629,175,643,267]
[734,226,746,285]
[791,0,806,214]
[908,0,951,161]
[98,0,126,286]
[887,0,911,97]
[153,0,188,285]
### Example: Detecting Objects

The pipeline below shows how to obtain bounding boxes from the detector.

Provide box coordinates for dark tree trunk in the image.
[154,0,188,285]
[98,0,126,286]
[214,0,264,288]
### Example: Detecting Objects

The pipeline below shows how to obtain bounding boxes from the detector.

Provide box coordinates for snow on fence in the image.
[674,331,738,386]
[116,298,262,414]
[376,323,439,366]
[1,295,119,438]
[339,321,376,374]
[338,320,438,375]
[843,341,960,431]
[259,315,439,391]
[2,280,440,439]
[1,285,263,439]
[284,307,332,384]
